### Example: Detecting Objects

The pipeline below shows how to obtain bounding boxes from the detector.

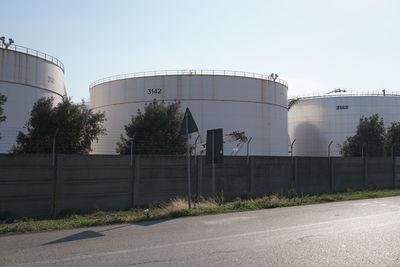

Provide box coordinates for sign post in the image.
[212,132,215,197]
[206,128,223,197]
[179,108,199,209]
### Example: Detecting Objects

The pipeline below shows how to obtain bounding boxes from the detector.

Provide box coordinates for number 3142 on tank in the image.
[147,88,162,95]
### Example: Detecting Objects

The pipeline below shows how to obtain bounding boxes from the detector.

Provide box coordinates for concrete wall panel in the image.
[56,155,132,212]
[366,157,393,189]
[332,157,364,191]
[202,157,249,200]
[0,154,53,217]
[296,157,330,194]
[253,157,292,197]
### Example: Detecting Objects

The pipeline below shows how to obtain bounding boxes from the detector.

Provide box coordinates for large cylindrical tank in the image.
[288,93,400,156]
[89,70,288,155]
[0,43,66,153]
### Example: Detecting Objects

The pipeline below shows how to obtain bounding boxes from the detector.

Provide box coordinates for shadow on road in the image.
[42,219,174,245]
[42,230,104,245]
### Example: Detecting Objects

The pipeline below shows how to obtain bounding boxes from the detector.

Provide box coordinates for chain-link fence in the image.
[0,127,190,156]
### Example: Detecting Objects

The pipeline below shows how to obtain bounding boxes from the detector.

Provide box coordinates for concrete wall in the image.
[55,155,132,213]
[332,157,364,191]
[252,157,292,197]
[200,156,250,200]
[296,157,331,194]
[366,157,394,189]
[134,156,191,206]
[1,155,400,217]
[0,154,54,217]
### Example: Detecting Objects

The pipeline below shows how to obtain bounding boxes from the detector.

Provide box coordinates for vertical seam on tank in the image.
[13,49,17,82]
[123,78,127,102]
[25,53,28,85]
[188,75,192,99]
[201,76,204,130]
[18,51,22,82]
[0,50,3,79]
[177,76,182,99]
[143,76,146,101]
[162,76,165,98]
[35,55,39,86]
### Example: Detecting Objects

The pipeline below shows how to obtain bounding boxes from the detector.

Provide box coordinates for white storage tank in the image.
[89,70,288,155]
[0,39,66,153]
[288,92,400,156]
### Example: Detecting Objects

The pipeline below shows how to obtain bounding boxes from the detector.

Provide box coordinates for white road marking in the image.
[6,210,400,267]
[202,216,255,225]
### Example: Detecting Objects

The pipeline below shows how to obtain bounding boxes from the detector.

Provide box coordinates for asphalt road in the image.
[2,196,400,266]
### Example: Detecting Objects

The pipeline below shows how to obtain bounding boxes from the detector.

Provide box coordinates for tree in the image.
[11,96,106,154]
[384,122,400,156]
[340,114,386,157]
[116,100,186,155]
[0,93,6,123]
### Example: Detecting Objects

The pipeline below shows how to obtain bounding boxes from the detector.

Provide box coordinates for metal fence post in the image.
[246,137,253,165]
[290,139,296,157]
[392,145,396,188]
[328,141,333,158]
[51,154,59,217]
[52,128,59,167]
[362,143,367,188]
[293,156,298,189]
[186,117,192,209]
[248,156,254,197]
[130,138,134,167]
[51,128,59,216]
[290,140,297,186]
[133,155,140,206]
[328,141,333,192]
[212,131,216,198]
[197,156,203,197]
[194,134,201,167]
[362,143,366,158]
[131,149,135,208]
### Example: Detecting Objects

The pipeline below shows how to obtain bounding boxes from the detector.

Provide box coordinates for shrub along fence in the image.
[1,154,400,217]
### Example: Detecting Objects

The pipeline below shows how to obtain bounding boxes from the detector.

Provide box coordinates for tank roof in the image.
[90,69,288,89]
[289,91,400,101]
[0,43,64,72]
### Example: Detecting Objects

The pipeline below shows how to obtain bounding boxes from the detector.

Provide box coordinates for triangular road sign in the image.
[180,108,199,135]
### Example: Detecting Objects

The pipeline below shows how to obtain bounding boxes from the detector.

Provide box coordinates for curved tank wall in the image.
[89,70,288,155]
[0,44,66,153]
[288,94,400,156]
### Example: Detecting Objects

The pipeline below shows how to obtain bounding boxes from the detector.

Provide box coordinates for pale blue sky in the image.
[2,0,399,101]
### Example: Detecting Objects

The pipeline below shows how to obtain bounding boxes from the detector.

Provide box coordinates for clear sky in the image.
[2,0,399,101]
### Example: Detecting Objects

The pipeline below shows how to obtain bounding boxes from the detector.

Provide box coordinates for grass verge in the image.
[2,188,400,235]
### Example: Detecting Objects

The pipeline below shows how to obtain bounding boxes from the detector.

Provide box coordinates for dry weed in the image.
[158,197,219,213]
[160,197,188,212]
[194,199,218,209]
[268,194,286,202]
